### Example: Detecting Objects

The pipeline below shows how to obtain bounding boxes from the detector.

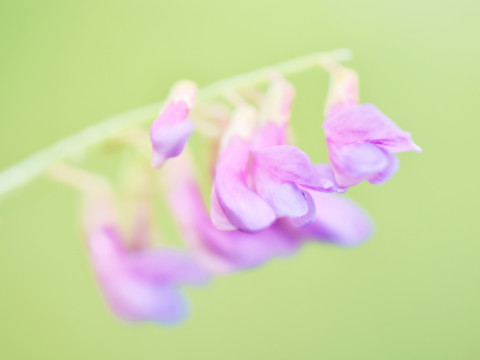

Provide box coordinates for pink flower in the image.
[169,176,301,273]
[149,80,197,168]
[165,154,372,273]
[211,78,344,233]
[323,65,421,187]
[323,104,422,187]
[84,193,209,324]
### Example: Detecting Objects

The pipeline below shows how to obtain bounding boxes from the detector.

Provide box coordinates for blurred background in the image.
[0,0,478,359]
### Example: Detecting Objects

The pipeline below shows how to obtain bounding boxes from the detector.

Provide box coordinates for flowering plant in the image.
[0,50,420,324]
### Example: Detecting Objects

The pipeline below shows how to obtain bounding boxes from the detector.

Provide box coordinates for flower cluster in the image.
[82,61,420,325]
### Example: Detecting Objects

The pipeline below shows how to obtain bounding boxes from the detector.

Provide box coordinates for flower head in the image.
[211,77,345,233]
[84,192,208,324]
[323,65,421,187]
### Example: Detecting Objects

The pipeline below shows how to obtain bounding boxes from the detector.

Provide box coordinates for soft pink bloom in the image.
[212,78,344,233]
[149,80,197,168]
[84,193,208,324]
[166,155,372,273]
[169,175,301,273]
[323,65,421,187]
[323,104,422,187]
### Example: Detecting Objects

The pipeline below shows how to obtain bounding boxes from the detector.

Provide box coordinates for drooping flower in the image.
[164,154,371,273]
[323,65,421,187]
[164,153,372,273]
[149,80,197,168]
[83,191,209,324]
[211,77,344,233]
[164,156,301,273]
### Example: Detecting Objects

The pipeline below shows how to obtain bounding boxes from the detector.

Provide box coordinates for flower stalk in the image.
[0,49,352,198]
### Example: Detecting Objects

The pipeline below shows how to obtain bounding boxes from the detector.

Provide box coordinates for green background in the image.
[0,0,478,359]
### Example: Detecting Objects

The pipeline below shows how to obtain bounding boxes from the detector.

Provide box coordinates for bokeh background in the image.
[1,0,478,359]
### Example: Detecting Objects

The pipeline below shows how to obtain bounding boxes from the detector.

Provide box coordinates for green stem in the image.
[0,49,352,198]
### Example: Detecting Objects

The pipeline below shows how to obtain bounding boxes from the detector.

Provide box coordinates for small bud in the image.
[149,80,198,168]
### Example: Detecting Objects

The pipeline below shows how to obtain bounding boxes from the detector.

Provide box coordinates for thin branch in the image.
[0,49,352,198]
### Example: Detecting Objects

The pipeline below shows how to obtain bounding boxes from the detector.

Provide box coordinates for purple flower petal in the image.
[252,145,342,192]
[86,203,208,324]
[323,103,422,153]
[214,136,276,232]
[323,103,420,186]
[210,189,237,231]
[327,142,391,187]
[252,165,309,218]
[300,192,374,246]
[167,167,301,273]
[287,189,317,227]
[367,152,400,185]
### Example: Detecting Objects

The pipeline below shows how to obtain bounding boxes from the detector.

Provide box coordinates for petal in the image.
[164,160,301,273]
[252,165,308,218]
[323,103,422,153]
[214,137,276,232]
[368,153,400,185]
[310,164,347,193]
[104,275,189,324]
[126,249,210,286]
[199,223,301,273]
[302,192,374,246]
[288,189,317,227]
[210,189,237,231]
[327,142,391,187]
[88,226,126,267]
[252,145,341,192]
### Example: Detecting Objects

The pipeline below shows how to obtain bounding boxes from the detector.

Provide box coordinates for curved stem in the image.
[0,49,352,198]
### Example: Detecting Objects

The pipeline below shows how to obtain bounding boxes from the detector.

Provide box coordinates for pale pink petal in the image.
[252,145,342,192]
[86,219,206,324]
[166,164,301,273]
[310,164,347,193]
[214,137,276,232]
[328,142,391,187]
[126,249,210,286]
[252,165,309,218]
[368,153,400,185]
[288,189,317,227]
[323,103,422,153]
[102,276,188,324]
[210,189,237,231]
